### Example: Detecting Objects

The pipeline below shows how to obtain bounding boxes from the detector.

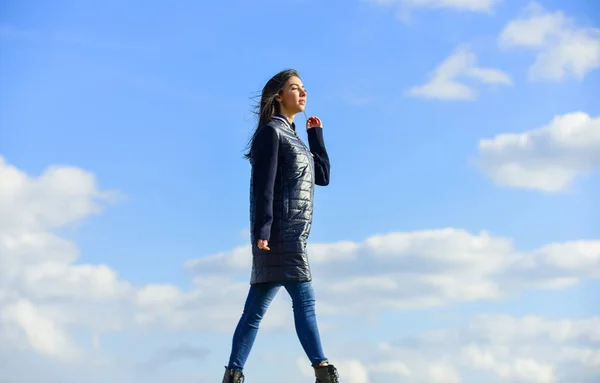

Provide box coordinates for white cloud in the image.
[369,360,412,377]
[0,157,129,360]
[499,2,600,81]
[188,226,600,319]
[0,157,120,233]
[364,0,501,13]
[428,362,462,383]
[0,154,295,370]
[462,315,600,345]
[1,298,80,362]
[477,111,600,192]
[337,315,600,383]
[463,346,556,383]
[457,316,600,382]
[1,155,599,382]
[406,47,511,101]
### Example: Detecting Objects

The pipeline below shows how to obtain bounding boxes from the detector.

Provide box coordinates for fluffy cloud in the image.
[323,315,600,382]
[365,0,501,13]
[0,157,129,362]
[1,156,598,382]
[0,156,295,368]
[453,315,600,382]
[499,2,600,81]
[477,111,600,192]
[405,47,512,101]
[191,227,600,318]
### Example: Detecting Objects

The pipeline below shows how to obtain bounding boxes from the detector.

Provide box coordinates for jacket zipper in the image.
[272,116,315,183]
[272,116,314,156]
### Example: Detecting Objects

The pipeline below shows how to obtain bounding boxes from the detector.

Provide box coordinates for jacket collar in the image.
[272,115,296,131]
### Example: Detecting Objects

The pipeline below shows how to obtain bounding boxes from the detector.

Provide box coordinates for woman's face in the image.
[278,76,307,115]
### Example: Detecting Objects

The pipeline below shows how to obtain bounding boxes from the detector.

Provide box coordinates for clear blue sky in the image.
[1,0,599,382]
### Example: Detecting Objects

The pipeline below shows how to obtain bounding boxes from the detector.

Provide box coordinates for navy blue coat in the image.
[249,115,330,284]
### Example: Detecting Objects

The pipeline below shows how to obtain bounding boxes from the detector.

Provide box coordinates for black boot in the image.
[314,364,339,383]
[222,366,244,383]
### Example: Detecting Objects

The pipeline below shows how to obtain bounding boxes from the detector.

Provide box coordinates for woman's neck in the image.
[278,109,295,124]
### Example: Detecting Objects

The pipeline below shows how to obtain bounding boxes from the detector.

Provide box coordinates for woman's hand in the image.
[306,116,322,130]
[257,239,270,251]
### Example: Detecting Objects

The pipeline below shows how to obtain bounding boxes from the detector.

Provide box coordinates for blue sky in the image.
[1,0,599,382]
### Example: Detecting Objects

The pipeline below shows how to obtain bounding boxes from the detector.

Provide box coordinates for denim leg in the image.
[227,282,281,370]
[284,281,328,366]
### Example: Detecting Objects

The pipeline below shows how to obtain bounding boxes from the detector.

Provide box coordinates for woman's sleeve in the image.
[251,125,279,241]
[307,127,330,186]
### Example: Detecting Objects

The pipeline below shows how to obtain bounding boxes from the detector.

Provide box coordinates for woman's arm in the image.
[307,126,330,186]
[251,125,279,243]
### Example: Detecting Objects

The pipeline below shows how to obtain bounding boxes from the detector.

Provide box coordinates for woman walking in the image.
[222,69,339,383]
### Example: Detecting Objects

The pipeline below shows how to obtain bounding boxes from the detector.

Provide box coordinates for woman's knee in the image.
[292,296,316,316]
[242,287,278,325]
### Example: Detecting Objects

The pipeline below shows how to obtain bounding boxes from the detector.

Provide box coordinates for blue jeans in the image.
[227,281,328,370]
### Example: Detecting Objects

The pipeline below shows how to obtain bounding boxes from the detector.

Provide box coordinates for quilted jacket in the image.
[249,115,330,284]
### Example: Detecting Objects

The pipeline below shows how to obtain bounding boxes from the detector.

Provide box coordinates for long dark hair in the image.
[244,69,300,160]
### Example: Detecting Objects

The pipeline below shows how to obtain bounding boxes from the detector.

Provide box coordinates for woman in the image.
[222,69,339,383]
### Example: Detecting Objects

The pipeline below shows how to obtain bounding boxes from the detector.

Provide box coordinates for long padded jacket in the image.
[249,116,330,284]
